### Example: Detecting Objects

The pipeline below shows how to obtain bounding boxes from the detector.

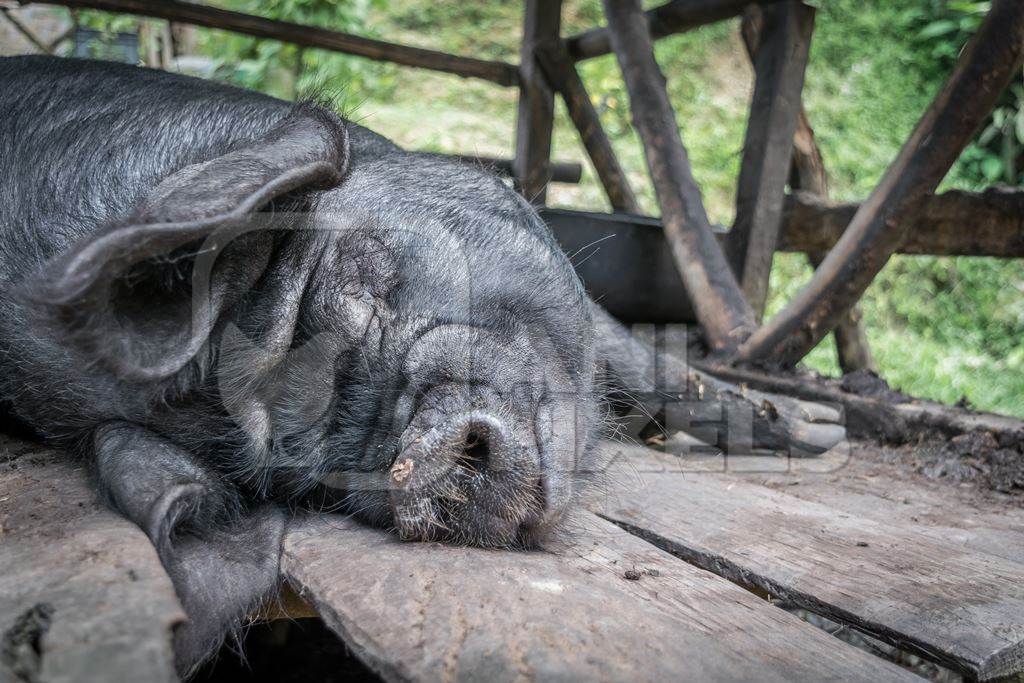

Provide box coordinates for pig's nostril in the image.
[464,430,491,466]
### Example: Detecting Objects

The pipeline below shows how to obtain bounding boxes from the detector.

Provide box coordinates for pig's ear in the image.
[37,106,349,381]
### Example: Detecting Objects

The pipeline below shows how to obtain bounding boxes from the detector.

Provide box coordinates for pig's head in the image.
[36,105,603,548]
[301,151,601,547]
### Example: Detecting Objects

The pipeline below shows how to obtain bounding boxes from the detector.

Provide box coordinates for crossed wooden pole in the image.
[15,0,1024,375]
[588,0,1024,367]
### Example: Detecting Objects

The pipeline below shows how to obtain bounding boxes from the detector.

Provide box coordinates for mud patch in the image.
[897,429,1024,496]
[839,370,912,404]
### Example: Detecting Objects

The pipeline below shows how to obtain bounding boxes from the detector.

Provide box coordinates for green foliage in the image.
[198,0,395,102]
[902,0,1024,186]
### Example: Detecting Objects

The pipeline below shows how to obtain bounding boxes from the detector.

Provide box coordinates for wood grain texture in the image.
[35,0,520,86]
[603,0,756,353]
[0,438,183,683]
[283,512,917,683]
[696,360,1024,445]
[738,0,1024,365]
[740,4,874,372]
[593,443,1024,680]
[726,1,814,318]
[727,442,1024,567]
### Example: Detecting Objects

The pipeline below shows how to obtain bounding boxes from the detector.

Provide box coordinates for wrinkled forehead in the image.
[316,161,594,358]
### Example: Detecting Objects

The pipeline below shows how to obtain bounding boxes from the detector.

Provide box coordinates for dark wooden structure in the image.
[20,0,1024,372]
[4,0,1024,681]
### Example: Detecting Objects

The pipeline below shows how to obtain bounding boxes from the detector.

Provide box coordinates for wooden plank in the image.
[593,443,1024,680]
[282,512,918,682]
[0,437,183,682]
[603,0,756,353]
[738,0,1024,365]
[566,0,784,62]
[536,42,640,213]
[726,1,815,319]
[514,0,562,205]
[35,0,519,86]
[730,442,1024,567]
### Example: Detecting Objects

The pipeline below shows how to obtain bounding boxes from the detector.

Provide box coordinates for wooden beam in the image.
[696,359,1024,446]
[738,0,1024,365]
[447,153,582,184]
[536,41,640,212]
[726,1,815,319]
[541,194,1024,322]
[514,0,563,205]
[602,0,756,353]
[28,0,520,86]
[780,189,1024,257]
[566,0,784,62]
[739,6,875,373]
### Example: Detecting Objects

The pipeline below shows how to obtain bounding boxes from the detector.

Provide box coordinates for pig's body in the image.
[0,55,595,510]
[0,56,843,674]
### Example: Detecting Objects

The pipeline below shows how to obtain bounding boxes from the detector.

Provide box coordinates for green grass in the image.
[140,0,1024,417]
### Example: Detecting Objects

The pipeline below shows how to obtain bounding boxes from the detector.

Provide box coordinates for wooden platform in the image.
[2,434,1023,681]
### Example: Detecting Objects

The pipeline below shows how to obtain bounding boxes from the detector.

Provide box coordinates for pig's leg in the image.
[591,305,846,456]
[91,422,286,676]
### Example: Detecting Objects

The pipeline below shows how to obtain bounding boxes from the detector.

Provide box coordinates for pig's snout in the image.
[388,410,546,547]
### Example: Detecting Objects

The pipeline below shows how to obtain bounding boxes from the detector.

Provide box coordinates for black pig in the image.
[0,56,844,672]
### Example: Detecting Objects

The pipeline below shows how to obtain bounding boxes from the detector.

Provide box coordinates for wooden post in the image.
[514,0,563,205]
[726,1,814,319]
[740,6,875,372]
[567,0,784,62]
[603,0,756,353]
[738,0,1024,365]
[536,42,640,213]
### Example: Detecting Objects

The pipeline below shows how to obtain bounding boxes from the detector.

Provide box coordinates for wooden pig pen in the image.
[2,0,1024,681]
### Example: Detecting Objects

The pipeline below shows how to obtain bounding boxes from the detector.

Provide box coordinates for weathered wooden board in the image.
[0,437,183,683]
[593,443,1024,680]
[283,512,917,682]
[727,443,1024,567]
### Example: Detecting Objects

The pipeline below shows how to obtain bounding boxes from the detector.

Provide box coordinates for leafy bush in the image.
[903,0,1024,186]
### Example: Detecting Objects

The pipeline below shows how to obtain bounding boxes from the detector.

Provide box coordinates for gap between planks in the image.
[592,442,1024,680]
